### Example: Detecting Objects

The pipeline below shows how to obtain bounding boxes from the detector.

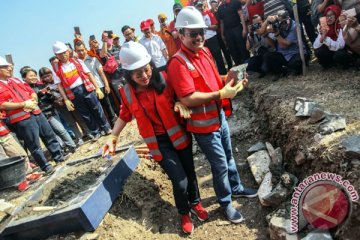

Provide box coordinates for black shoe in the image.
[89,133,101,142]
[258,72,266,78]
[44,165,55,175]
[232,188,258,198]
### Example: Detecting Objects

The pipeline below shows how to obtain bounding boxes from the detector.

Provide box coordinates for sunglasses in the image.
[185,29,205,38]
[0,65,10,69]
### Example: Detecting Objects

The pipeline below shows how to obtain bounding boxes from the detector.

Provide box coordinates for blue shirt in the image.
[277,20,305,61]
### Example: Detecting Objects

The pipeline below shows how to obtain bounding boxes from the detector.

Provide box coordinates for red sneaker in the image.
[190,202,209,222]
[181,213,194,234]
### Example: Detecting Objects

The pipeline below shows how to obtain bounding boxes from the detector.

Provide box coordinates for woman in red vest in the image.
[102,42,208,234]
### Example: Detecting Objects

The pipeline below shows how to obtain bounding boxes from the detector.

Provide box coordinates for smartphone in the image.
[74,26,81,35]
[5,54,13,65]
[319,17,329,31]
[343,8,356,17]
[89,35,96,41]
[107,30,113,38]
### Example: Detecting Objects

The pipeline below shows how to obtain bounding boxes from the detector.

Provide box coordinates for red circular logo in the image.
[301,183,349,229]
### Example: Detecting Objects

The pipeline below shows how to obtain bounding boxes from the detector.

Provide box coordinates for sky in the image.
[0,0,175,78]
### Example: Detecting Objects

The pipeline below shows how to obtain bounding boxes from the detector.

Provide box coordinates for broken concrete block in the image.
[295,100,319,117]
[294,151,306,165]
[262,173,298,206]
[230,63,248,81]
[351,159,360,168]
[309,107,326,124]
[318,114,346,135]
[268,215,293,240]
[258,172,273,206]
[247,150,271,184]
[341,135,360,159]
[271,147,283,166]
[301,230,333,240]
[247,141,267,155]
[294,97,307,111]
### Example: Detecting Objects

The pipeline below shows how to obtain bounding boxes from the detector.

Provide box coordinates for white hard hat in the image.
[52,41,68,54]
[175,6,207,30]
[119,42,151,70]
[0,56,10,66]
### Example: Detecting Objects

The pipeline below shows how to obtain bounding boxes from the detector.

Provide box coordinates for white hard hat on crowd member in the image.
[52,41,68,54]
[119,41,151,70]
[175,6,208,30]
[0,56,10,66]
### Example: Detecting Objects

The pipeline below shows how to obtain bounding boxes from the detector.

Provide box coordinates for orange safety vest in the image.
[0,78,41,124]
[0,119,10,136]
[56,58,95,100]
[172,49,232,134]
[120,83,191,161]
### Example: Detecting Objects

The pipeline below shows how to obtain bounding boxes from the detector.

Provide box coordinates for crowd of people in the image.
[0,0,359,235]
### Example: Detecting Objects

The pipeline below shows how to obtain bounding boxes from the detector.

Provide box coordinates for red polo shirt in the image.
[167,44,220,98]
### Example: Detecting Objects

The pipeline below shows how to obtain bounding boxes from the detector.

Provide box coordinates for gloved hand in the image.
[174,102,192,119]
[95,88,104,100]
[64,99,75,111]
[218,79,246,99]
[102,134,118,157]
[23,99,38,112]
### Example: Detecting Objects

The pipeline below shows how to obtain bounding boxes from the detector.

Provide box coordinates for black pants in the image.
[205,35,227,75]
[224,25,249,66]
[247,47,269,73]
[315,45,352,69]
[157,134,200,214]
[110,77,126,104]
[99,87,118,123]
[216,34,233,70]
[14,114,62,170]
[264,52,306,75]
[297,0,317,43]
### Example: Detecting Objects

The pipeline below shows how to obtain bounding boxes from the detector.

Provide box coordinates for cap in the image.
[173,3,183,11]
[52,41,68,54]
[0,56,10,66]
[140,21,151,31]
[112,33,120,40]
[158,13,167,20]
[146,18,155,26]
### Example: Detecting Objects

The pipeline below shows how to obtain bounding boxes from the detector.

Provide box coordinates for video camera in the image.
[269,20,281,30]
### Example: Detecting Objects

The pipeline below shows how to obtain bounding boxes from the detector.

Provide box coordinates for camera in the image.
[251,23,261,31]
[269,20,281,30]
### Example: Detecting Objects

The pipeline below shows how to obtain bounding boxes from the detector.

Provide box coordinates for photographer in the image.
[262,10,309,81]
[21,67,77,153]
[313,5,351,69]
[246,14,276,77]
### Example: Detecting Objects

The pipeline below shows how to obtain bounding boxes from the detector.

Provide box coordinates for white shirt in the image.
[53,59,90,89]
[139,35,167,68]
[203,14,217,40]
[313,29,345,51]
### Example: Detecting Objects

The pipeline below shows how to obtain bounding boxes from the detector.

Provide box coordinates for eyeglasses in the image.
[184,29,205,38]
[326,14,336,19]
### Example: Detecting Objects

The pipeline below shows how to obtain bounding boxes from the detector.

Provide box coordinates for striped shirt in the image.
[263,0,286,18]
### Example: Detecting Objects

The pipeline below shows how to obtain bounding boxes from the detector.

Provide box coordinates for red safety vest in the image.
[171,48,232,134]
[0,78,41,124]
[120,83,191,161]
[56,58,95,100]
[0,119,10,136]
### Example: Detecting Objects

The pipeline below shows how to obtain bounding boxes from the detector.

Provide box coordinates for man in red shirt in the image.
[0,56,63,174]
[167,7,257,224]
[169,3,183,49]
